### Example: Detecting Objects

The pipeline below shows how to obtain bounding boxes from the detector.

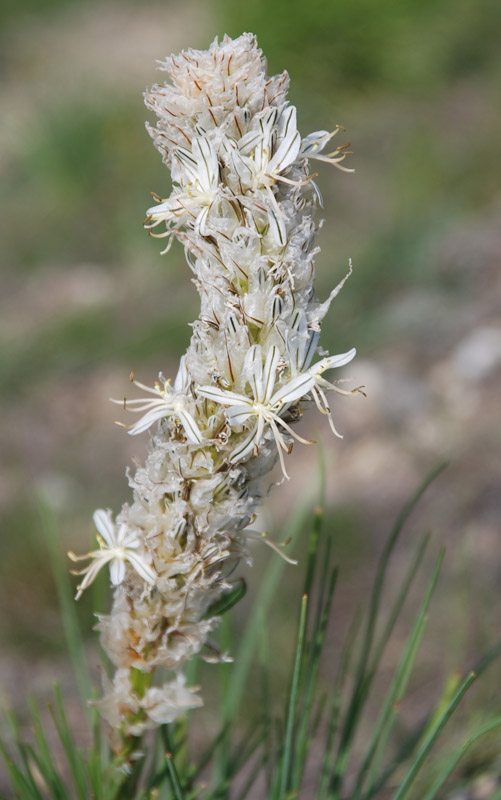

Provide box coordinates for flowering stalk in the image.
[71,33,362,746]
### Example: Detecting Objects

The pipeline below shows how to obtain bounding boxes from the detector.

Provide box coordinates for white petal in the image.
[270,372,316,408]
[268,106,301,174]
[175,146,200,184]
[262,346,280,404]
[244,345,263,401]
[178,410,203,444]
[146,198,175,219]
[126,552,157,585]
[267,204,287,248]
[174,355,189,392]
[300,130,331,156]
[110,558,125,586]
[192,136,218,193]
[230,150,253,183]
[238,128,263,155]
[230,417,263,463]
[128,405,171,435]
[226,405,254,427]
[309,262,353,327]
[93,509,116,548]
[311,349,357,376]
[198,386,249,406]
[195,204,210,236]
[118,525,140,549]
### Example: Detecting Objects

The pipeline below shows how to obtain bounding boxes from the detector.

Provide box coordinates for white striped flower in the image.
[111,356,203,442]
[300,126,354,173]
[286,309,358,435]
[306,349,359,437]
[68,509,156,600]
[230,106,301,193]
[198,344,316,479]
[146,136,219,240]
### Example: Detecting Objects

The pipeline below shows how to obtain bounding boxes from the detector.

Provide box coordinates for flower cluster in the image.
[71,33,361,740]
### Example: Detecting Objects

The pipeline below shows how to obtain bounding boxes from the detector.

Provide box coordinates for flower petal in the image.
[262,346,280,404]
[93,509,116,548]
[226,405,254,427]
[110,558,125,586]
[310,348,357,376]
[198,385,250,406]
[178,410,203,444]
[128,405,172,435]
[126,552,157,585]
[270,372,316,409]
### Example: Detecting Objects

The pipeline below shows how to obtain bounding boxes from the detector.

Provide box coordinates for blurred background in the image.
[1,0,500,792]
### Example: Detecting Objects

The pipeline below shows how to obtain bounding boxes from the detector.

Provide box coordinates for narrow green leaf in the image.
[233,752,267,800]
[22,743,68,800]
[303,505,324,597]
[278,593,309,800]
[49,685,88,800]
[292,566,338,791]
[27,697,55,777]
[391,671,476,800]
[161,728,185,800]
[368,533,430,678]
[332,463,446,796]
[368,636,501,798]
[353,550,444,800]
[317,609,363,800]
[181,726,231,793]
[421,716,501,800]
[223,497,313,720]
[0,737,43,800]
[258,607,274,795]
[203,579,247,619]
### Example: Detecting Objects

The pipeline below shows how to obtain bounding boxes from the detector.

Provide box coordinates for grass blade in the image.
[161,728,185,800]
[278,592,309,800]
[354,550,444,800]
[367,533,430,678]
[421,716,501,800]
[292,565,338,791]
[391,670,477,800]
[49,685,88,800]
[331,463,447,796]
[317,609,363,800]
[0,736,43,800]
[223,497,313,721]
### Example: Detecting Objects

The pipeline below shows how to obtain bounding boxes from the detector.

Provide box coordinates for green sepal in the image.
[203,579,247,619]
[130,667,153,700]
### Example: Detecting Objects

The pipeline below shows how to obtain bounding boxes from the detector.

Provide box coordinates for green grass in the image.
[2,466,500,799]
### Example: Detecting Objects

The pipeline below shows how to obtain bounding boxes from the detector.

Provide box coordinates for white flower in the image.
[111,356,203,442]
[68,510,156,599]
[300,126,354,173]
[230,106,301,193]
[146,136,219,241]
[143,675,203,725]
[198,344,316,479]
[226,105,303,242]
[306,349,359,437]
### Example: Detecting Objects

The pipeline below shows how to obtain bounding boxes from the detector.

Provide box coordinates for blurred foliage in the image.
[216,0,501,99]
[1,100,164,270]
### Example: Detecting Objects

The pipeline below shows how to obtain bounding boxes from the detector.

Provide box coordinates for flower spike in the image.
[74,34,361,736]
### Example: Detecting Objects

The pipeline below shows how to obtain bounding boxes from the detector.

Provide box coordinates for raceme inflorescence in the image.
[70,32,362,741]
